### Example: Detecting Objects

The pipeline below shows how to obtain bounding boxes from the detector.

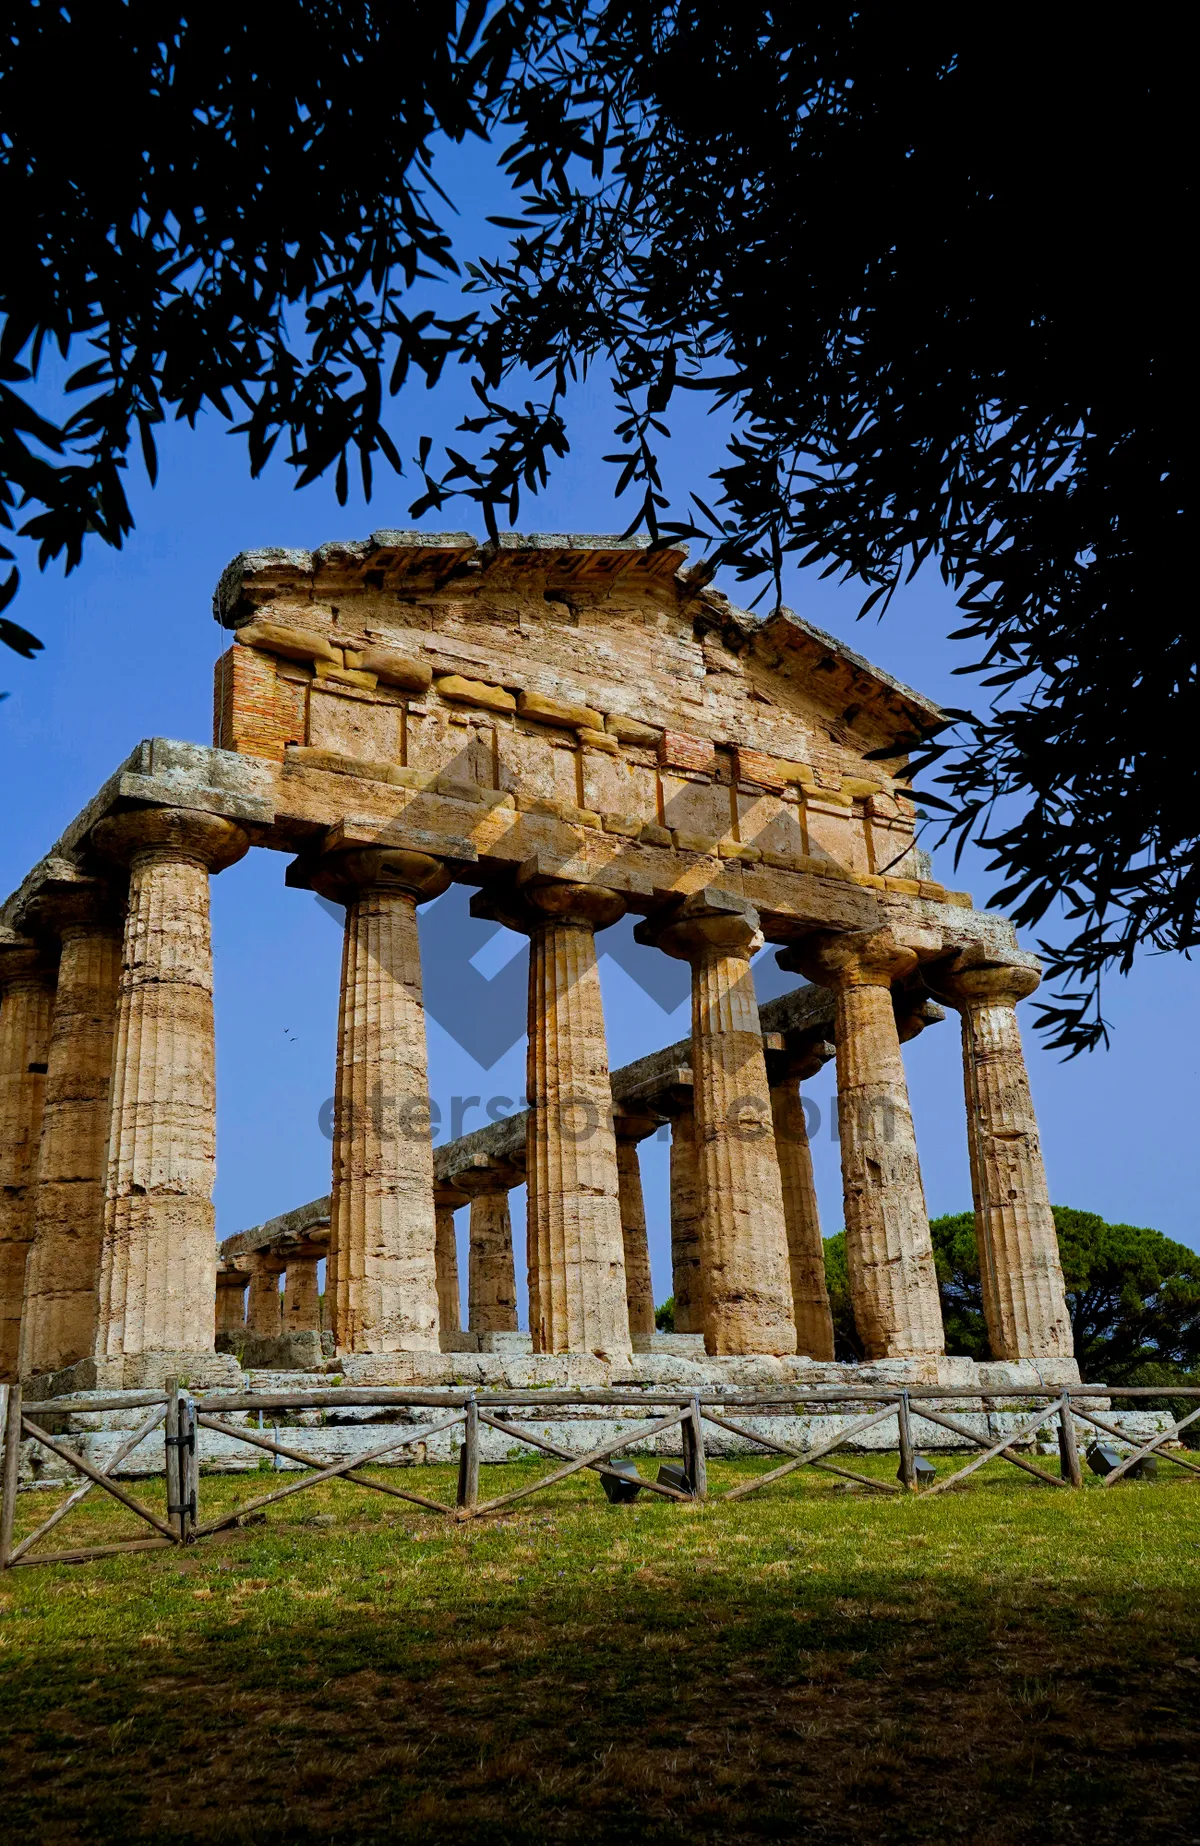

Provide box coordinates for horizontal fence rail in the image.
[2,1383,1196,1570]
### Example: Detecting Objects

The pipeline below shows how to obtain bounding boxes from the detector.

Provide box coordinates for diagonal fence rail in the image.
[2,1382,1196,1569]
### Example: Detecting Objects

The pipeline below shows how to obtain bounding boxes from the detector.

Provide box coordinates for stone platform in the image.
[11,1345,1172,1491]
[24,1335,1081,1401]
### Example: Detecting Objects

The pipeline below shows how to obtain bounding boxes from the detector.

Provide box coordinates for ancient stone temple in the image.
[0,533,1076,1394]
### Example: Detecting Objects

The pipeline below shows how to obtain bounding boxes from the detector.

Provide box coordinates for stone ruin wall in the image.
[210,533,948,907]
[0,532,1078,1403]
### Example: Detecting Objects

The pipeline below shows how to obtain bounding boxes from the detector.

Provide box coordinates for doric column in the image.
[476,877,629,1356]
[316,847,450,1354]
[433,1181,464,1337]
[455,1162,520,1335]
[0,940,56,1380]
[666,1098,704,1334]
[781,928,944,1359]
[18,886,123,1378]
[245,1252,283,1335]
[926,955,1074,1362]
[281,1251,322,1335]
[215,1261,247,1333]
[641,893,796,1357]
[766,1037,836,1361]
[613,1109,658,1345]
[89,807,248,1365]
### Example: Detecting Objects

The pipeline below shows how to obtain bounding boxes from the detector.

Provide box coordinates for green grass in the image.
[1,1454,1198,1843]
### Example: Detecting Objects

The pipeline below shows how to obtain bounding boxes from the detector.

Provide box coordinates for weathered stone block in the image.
[313,661,379,691]
[518,688,604,730]
[606,713,661,746]
[215,1329,326,1370]
[354,646,432,692]
[236,621,339,665]
[436,675,517,713]
[577,726,621,755]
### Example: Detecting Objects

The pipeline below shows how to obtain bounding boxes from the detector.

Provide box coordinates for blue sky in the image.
[2,136,1195,1319]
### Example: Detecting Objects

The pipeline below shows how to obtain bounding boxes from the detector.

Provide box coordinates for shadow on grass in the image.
[1,1465,1197,1844]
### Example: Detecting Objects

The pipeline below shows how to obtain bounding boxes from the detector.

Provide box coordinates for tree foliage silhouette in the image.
[0,0,549,652]
[825,1212,1200,1382]
[926,1208,1200,1385]
[1,6,1188,1053]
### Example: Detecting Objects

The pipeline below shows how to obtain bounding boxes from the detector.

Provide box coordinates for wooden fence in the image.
[2,1383,1197,1572]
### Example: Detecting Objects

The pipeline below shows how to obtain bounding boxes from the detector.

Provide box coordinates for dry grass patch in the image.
[0,1455,1197,1843]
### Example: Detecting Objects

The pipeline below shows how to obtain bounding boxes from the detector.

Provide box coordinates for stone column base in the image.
[851,1355,1078,1389]
[977,1357,1081,1389]
[23,1350,244,1398]
[216,1329,331,1371]
[438,1330,535,1355]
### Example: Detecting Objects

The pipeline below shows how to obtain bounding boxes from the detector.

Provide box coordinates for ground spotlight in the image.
[657,1462,692,1495]
[1087,1442,1124,1476]
[898,1454,937,1487]
[600,1459,643,1504]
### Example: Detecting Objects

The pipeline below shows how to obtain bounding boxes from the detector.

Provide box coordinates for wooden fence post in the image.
[682,1394,708,1500]
[1,1383,22,1568]
[165,1379,183,1542]
[897,1391,917,1490]
[180,1392,199,1540]
[457,1396,479,1513]
[1058,1395,1083,1488]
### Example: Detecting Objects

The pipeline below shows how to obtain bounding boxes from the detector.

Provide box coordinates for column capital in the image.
[90,805,249,874]
[0,935,55,992]
[636,890,762,964]
[612,1104,664,1145]
[312,846,452,906]
[246,1246,287,1274]
[926,951,1041,1010]
[21,878,125,941]
[894,992,947,1045]
[473,875,625,935]
[765,1033,835,1089]
[447,1154,523,1199]
[778,925,921,990]
[626,1069,694,1121]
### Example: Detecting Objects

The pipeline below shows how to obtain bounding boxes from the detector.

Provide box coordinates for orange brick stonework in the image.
[214,645,305,763]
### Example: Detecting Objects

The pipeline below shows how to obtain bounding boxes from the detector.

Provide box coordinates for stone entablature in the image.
[211,530,957,906]
[0,534,1076,1392]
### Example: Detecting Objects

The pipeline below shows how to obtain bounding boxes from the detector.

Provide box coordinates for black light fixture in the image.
[1087,1442,1124,1476]
[1128,1453,1158,1481]
[897,1454,937,1487]
[600,1458,643,1504]
[657,1462,692,1495]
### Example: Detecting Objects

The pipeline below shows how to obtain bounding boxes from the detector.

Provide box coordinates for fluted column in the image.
[456,1165,519,1335]
[927,956,1074,1362]
[215,1263,247,1332]
[433,1182,464,1336]
[782,928,944,1359]
[613,1110,658,1345]
[482,879,629,1356]
[89,807,248,1363]
[245,1253,283,1335]
[318,848,450,1354]
[19,888,123,1377]
[281,1253,322,1335]
[645,895,796,1357]
[666,1104,703,1334]
[0,942,56,1379]
[768,1041,836,1360]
